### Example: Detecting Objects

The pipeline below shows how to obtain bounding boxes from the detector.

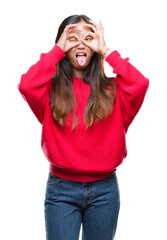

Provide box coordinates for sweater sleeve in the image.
[105,50,149,133]
[17,45,66,124]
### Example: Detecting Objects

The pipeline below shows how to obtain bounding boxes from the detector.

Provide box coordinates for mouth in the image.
[76,52,87,66]
[76,52,87,57]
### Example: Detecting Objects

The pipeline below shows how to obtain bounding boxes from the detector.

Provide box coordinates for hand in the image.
[56,24,81,52]
[81,20,108,56]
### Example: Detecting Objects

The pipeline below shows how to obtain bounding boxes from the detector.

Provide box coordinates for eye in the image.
[69,37,77,41]
[85,36,92,41]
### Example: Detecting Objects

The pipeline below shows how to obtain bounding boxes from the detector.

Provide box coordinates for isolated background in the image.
[1,0,167,239]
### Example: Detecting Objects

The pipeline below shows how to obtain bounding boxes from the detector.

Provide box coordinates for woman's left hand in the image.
[81,20,108,56]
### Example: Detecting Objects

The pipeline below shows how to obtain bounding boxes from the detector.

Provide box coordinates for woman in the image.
[18,14,149,240]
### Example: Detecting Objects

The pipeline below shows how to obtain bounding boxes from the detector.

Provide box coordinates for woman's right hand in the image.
[56,24,81,53]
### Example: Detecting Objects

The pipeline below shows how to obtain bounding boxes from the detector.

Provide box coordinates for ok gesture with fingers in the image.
[81,20,110,57]
[57,24,81,52]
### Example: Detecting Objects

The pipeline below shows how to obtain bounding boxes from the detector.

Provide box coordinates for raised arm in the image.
[105,51,149,132]
[18,23,84,124]
[17,45,66,124]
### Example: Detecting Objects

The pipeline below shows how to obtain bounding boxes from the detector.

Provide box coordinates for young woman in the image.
[18,14,149,240]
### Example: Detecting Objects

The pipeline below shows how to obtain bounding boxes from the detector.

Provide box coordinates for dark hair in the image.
[50,14,117,130]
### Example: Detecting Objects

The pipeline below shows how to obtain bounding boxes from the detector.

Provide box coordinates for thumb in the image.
[81,39,91,48]
[71,41,81,48]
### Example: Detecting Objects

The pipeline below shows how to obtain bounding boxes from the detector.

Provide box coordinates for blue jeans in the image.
[44,172,120,240]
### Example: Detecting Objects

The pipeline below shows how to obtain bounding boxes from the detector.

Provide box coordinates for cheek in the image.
[66,50,75,61]
[87,50,94,60]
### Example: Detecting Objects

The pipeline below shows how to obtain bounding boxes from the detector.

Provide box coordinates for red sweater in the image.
[18,45,149,182]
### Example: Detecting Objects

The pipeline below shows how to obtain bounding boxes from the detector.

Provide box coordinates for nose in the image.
[77,41,85,48]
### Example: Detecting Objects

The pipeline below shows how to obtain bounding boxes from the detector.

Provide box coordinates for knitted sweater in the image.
[17,45,149,182]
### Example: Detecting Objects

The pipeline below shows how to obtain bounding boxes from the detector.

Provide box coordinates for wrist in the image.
[104,48,112,58]
[101,47,112,58]
[56,43,65,52]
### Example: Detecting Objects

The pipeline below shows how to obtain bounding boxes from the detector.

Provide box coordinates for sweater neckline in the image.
[73,77,84,85]
[73,77,90,86]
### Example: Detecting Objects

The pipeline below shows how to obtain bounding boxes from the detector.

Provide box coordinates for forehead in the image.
[69,21,92,36]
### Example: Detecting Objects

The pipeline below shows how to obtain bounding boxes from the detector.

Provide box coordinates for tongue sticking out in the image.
[76,56,87,66]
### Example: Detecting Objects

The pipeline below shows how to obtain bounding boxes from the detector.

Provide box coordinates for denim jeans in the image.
[44,172,120,240]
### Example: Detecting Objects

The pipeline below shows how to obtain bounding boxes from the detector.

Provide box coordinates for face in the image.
[65,21,94,76]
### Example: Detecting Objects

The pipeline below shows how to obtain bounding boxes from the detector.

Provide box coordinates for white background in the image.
[0,0,167,239]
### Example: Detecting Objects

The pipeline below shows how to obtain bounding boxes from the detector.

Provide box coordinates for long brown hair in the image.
[50,14,117,130]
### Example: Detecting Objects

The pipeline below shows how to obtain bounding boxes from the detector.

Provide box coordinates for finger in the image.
[99,20,104,34]
[83,31,95,40]
[71,41,81,48]
[88,20,100,30]
[81,37,94,48]
[83,23,96,33]
[68,23,79,29]
[81,39,91,48]
[68,33,80,41]
[64,24,78,33]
